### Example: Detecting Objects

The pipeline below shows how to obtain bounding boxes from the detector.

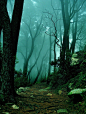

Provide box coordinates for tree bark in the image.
[60,0,70,69]
[10,0,24,93]
[48,29,52,78]
[70,12,78,54]
[0,0,24,102]
[0,0,15,102]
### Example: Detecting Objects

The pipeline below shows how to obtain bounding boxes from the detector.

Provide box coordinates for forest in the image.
[0,0,86,113]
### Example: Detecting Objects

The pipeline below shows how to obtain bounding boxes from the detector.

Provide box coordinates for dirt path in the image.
[0,82,85,114]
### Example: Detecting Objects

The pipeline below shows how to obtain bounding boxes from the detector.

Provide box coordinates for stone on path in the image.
[57,109,68,113]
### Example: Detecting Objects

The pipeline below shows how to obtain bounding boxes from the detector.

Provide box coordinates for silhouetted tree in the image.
[70,12,78,54]
[18,17,43,77]
[48,28,52,78]
[0,0,24,102]
[60,0,86,70]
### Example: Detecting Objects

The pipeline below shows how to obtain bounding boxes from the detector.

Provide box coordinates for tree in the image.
[0,0,24,102]
[33,49,49,84]
[18,17,43,77]
[44,8,61,73]
[60,0,86,72]
[70,12,78,54]
[27,35,45,83]
[48,28,52,78]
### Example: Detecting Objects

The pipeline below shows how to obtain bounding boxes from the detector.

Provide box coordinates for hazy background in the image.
[1,0,86,82]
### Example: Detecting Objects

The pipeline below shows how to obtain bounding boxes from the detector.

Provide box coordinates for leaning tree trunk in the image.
[10,0,24,93]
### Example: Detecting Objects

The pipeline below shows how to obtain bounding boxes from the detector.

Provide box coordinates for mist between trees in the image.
[0,0,86,102]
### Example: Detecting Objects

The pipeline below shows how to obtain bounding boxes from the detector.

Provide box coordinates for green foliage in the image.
[84,52,86,59]
[47,49,86,102]
[36,81,41,84]
[64,72,86,91]
[15,56,19,64]
[74,72,86,88]
[14,70,29,90]
[47,68,66,88]
[80,59,86,73]
[0,93,4,104]
[40,74,47,83]
[14,76,29,90]
[47,69,57,86]
[0,43,2,89]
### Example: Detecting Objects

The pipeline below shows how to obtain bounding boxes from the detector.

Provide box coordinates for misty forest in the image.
[0,0,86,113]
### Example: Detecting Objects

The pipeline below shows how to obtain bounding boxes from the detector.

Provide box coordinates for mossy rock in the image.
[68,88,86,103]
[57,109,68,113]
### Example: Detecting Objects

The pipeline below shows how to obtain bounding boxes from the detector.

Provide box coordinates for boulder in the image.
[39,89,47,92]
[68,88,86,103]
[70,53,79,66]
[57,109,68,113]
[16,87,30,94]
[12,104,19,109]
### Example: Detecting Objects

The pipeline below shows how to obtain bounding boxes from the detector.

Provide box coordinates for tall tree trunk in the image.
[0,0,15,102]
[60,0,70,70]
[70,12,78,54]
[54,38,56,72]
[10,0,24,94]
[22,17,43,77]
[0,0,24,102]
[48,29,52,78]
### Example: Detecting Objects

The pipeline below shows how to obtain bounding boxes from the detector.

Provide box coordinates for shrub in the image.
[14,70,29,90]
[14,76,29,90]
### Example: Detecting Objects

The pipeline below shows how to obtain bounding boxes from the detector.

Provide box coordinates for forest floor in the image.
[0,82,86,114]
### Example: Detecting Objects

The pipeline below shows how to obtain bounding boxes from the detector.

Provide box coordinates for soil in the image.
[0,82,86,114]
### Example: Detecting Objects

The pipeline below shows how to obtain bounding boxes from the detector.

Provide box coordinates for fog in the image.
[1,0,86,82]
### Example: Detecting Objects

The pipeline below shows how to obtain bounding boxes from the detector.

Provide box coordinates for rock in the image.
[68,88,86,95]
[47,93,52,96]
[18,87,25,93]
[19,87,24,89]
[39,89,47,92]
[57,109,68,113]
[12,104,19,109]
[70,53,79,66]
[16,86,30,94]
[45,87,51,90]
[58,90,62,95]
[30,95,35,98]
[68,88,86,103]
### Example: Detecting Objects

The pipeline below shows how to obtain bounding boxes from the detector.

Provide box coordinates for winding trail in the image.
[0,82,85,114]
